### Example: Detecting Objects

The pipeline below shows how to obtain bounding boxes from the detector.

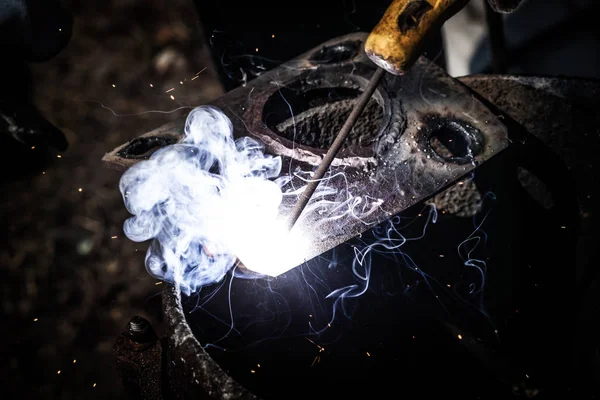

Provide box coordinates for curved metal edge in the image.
[289,31,371,68]
[161,74,600,400]
[162,284,259,400]
[242,64,385,168]
[102,120,185,172]
[458,73,600,395]
[102,32,374,173]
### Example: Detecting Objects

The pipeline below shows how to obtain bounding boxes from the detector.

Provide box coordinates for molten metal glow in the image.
[119,105,308,294]
[234,219,311,277]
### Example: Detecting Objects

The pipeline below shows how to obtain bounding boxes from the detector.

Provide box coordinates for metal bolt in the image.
[126,316,151,343]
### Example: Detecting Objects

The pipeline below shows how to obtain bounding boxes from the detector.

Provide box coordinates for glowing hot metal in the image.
[119,106,306,293]
[106,33,509,290]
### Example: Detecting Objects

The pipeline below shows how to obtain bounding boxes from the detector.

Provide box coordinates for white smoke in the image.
[119,106,308,295]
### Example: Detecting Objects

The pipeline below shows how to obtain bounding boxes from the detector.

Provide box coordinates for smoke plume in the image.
[120,106,294,295]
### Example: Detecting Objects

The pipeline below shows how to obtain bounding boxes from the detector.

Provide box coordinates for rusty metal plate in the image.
[103,32,509,269]
[153,74,600,400]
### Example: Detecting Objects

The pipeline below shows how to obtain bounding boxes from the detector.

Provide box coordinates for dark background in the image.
[0,0,598,399]
[0,1,222,398]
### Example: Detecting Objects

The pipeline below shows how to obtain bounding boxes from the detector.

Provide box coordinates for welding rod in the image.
[287,67,385,230]
[287,0,476,231]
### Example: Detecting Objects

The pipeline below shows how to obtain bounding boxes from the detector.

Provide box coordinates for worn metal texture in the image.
[114,317,164,400]
[459,74,599,213]
[157,74,599,400]
[459,74,600,398]
[107,33,598,398]
[162,284,258,400]
[460,76,599,352]
[429,74,600,217]
[103,32,509,268]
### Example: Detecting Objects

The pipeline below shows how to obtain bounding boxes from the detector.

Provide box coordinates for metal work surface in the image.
[109,69,600,399]
[104,32,509,267]
[147,74,597,400]
[108,34,599,400]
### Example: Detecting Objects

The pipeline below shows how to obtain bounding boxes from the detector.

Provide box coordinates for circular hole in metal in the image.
[428,119,483,163]
[309,40,361,64]
[117,136,177,159]
[262,85,383,150]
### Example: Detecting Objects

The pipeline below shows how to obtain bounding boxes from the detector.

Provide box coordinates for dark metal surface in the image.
[114,317,163,400]
[459,74,599,398]
[108,35,600,400]
[286,67,385,230]
[104,32,509,267]
[163,285,258,400]
[157,74,599,399]
[458,74,599,208]
[460,75,600,338]
[484,0,507,73]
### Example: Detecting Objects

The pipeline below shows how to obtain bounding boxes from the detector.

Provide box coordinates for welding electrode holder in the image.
[288,0,471,229]
[364,0,469,75]
[364,0,524,75]
[287,0,527,229]
[287,0,464,229]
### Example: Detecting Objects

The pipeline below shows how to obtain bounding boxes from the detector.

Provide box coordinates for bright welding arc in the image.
[119,105,310,294]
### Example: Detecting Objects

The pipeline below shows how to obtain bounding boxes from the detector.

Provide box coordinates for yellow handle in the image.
[365,0,469,74]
